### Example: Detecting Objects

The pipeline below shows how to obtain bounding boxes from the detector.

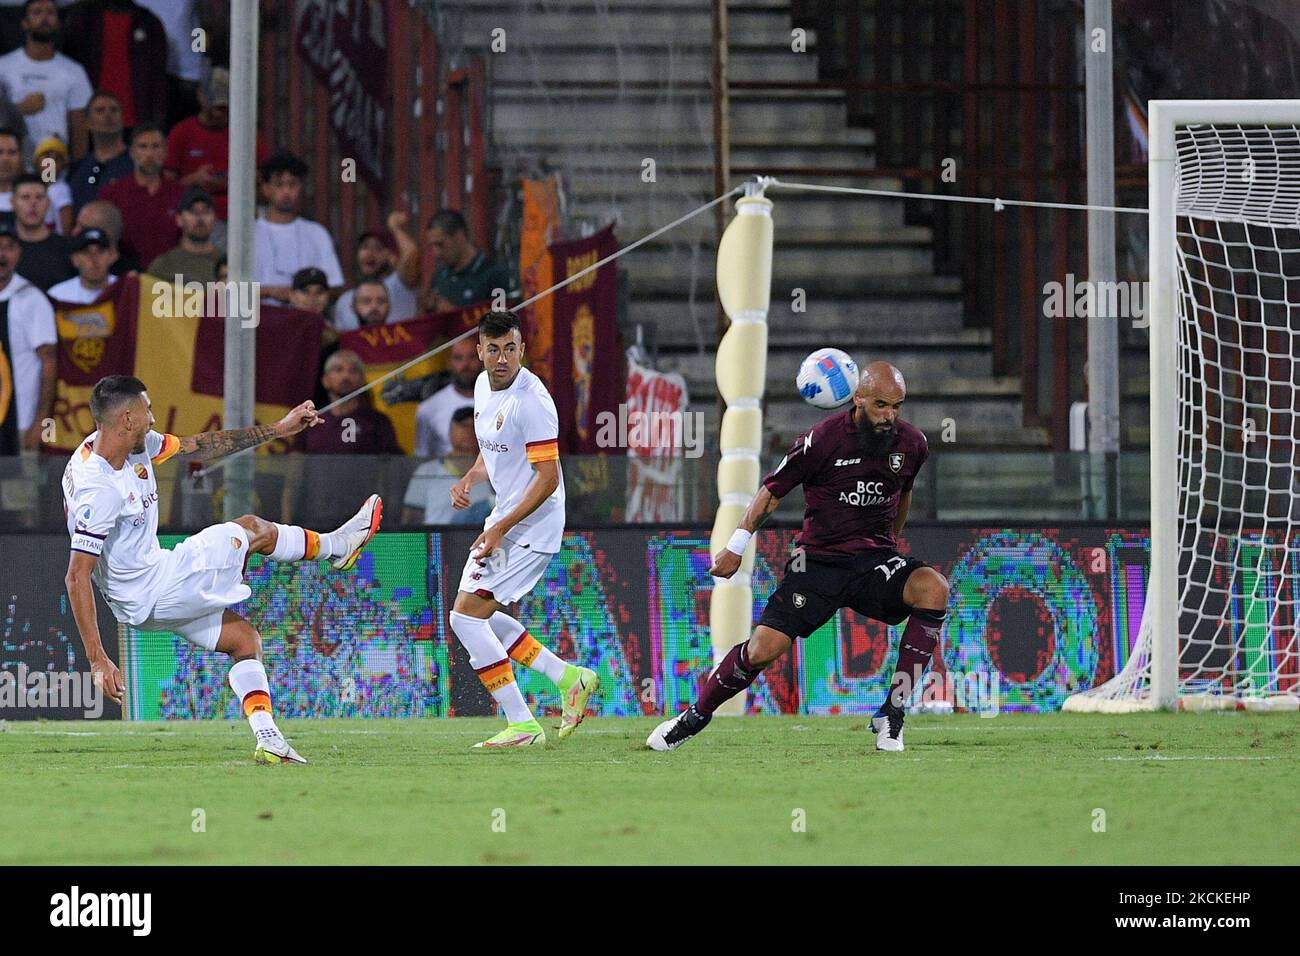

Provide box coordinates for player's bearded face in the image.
[855,405,897,455]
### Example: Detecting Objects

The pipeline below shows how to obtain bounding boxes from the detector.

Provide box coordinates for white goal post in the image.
[1065,100,1300,713]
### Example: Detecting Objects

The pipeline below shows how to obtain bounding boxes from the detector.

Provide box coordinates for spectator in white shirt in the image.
[334,211,421,326]
[0,217,55,451]
[46,226,117,303]
[402,406,493,525]
[254,151,343,305]
[413,336,481,457]
[0,0,91,166]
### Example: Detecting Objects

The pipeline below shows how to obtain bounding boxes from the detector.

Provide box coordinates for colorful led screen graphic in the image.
[80,526,1175,719]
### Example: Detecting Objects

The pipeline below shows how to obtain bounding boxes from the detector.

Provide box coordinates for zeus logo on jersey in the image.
[833,457,862,467]
[839,480,889,507]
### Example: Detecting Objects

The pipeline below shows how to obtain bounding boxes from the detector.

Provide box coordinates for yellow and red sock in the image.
[475,658,516,694]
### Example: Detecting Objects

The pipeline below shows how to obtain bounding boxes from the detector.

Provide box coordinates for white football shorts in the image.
[457,537,554,606]
[138,521,253,650]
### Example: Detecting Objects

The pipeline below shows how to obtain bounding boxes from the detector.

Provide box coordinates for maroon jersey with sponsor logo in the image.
[762,409,928,557]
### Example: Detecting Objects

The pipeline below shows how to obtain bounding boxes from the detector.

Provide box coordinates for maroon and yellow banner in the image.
[544,225,624,453]
[338,301,487,453]
[50,274,324,454]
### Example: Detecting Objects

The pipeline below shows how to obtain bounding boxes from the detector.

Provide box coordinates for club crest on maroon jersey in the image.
[889,452,904,473]
[793,593,806,608]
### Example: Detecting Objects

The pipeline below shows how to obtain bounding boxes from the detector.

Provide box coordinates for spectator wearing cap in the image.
[97,121,183,270]
[47,226,116,303]
[33,134,71,233]
[147,186,219,285]
[72,197,132,274]
[402,406,493,526]
[0,215,55,452]
[66,90,130,209]
[254,151,343,305]
[423,208,512,313]
[289,266,330,317]
[166,66,268,223]
[13,171,71,290]
[334,211,421,329]
[61,0,167,130]
[135,0,203,128]
[0,0,91,165]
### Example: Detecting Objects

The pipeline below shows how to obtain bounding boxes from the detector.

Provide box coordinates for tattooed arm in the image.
[178,401,324,463]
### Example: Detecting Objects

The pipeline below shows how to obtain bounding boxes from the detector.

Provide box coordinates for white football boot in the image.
[331,494,383,571]
[871,704,905,752]
[254,727,308,765]
[646,706,711,752]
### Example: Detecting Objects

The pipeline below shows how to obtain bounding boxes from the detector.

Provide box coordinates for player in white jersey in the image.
[63,375,384,764]
[446,310,598,748]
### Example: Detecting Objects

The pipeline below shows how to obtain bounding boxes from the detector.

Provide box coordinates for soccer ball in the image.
[797,348,859,409]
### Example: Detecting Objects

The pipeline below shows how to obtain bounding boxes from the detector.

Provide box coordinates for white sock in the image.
[228,658,280,735]
[269,523,340,561]
[490,612,568,684]
[450,611,534,724]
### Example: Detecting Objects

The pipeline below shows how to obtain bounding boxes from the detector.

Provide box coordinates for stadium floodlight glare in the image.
[1066,100,1300,713]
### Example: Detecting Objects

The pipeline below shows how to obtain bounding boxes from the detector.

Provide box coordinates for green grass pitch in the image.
[1,713,1295,865]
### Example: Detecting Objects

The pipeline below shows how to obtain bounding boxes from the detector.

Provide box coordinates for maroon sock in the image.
[887,608,945,709]
[696,641,761,716]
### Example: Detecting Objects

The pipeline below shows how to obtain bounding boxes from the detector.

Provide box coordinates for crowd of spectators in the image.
[0,0,519,528]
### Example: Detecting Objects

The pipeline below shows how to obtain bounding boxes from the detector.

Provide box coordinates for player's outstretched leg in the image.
[488,612,598,739]
[215,611,306,764]
[246,494,383,573]
[647,626,791,752]
[871,567,949,753]
[450,601,546,748]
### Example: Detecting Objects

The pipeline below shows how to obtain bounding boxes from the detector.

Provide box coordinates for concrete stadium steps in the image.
[491,88,853,134]
[681,387,1051,450]
[661,347,994,394]
[559,171,901,203]
[483,51,816,84]
[486,48,818,83]
[441,1,805,49]
[626,238,935,286]
[629,271,962,298]
[639,296,969,337]
[434,0,1040,453]
[490,125,875,152]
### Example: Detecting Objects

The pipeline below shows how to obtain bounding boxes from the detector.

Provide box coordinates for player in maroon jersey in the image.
[647,361,950,753]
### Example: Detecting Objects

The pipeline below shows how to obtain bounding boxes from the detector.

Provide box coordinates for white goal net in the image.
[1066,102,1300,712]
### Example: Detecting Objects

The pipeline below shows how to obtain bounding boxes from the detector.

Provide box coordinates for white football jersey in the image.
[474,366,565,553]
[62,429,182,626]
